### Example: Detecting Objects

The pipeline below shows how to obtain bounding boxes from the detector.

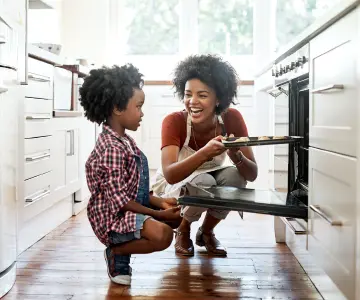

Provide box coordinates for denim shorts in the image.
[108,214,151,245]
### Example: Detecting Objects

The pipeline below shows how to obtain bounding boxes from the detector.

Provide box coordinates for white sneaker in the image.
[104,248,132,285]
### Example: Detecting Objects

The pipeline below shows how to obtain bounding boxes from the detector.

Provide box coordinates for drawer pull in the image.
[28,73,51,83]
[161,94,174,98]
[26,115,51,120]
[25,189,50,203]
[0,34,6,44]
[310,204,342,226]
[312,84,344,94]
[0,85,8,94]
[26,153,50,162]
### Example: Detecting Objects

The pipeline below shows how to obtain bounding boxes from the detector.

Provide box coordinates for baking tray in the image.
[178,183,308,219]
[221,136,302,147]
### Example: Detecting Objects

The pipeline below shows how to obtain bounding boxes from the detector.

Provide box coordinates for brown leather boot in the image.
[174,231,194,256]
[195,227,227,256]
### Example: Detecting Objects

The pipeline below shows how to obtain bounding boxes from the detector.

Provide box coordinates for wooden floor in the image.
[3,210,323,300]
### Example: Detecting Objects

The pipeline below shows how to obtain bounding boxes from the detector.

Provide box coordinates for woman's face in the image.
[184,79,217,124]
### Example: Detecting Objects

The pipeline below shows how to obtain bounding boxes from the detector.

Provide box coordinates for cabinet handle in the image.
[0,85,8,94]
[25,189,50,203]
[28,73,51,83]
[161,94,174,98]
[26,115,51,120]
[309,204,342,226]
[25,152,50,162]
[0,34,6,44]
[312,84,344,94]
[67,130,75,156]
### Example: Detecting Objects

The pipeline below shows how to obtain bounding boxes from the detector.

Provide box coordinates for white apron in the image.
[151,114,231,199]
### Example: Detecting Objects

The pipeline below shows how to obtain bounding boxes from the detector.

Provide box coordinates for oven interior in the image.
[288,75,309,207]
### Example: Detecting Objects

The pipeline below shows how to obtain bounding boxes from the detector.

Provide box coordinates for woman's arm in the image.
[225,109,258,182]
[228,147,258,182]
[162,136,226,184]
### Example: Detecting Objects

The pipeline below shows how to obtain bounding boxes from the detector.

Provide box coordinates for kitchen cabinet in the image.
[308,147,357,300]
[52,118,81,203]
[309,8,358,157]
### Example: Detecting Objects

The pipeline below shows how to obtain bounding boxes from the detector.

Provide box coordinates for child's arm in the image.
[149,195,177,210]
[121,200,180,221]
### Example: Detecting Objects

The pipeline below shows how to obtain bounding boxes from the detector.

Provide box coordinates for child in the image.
[79,64,182,286]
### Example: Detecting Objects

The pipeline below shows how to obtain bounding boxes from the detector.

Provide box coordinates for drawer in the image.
[24,137,52,180]
[309,10,358,157]
[26,57,54,100]
[25,118,52,138]
[23,171,52,222]
[24,98,52,115]
[24,99,52,138]
[308,147,356,300]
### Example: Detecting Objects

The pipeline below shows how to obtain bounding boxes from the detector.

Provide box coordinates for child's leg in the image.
[111,218,173,255]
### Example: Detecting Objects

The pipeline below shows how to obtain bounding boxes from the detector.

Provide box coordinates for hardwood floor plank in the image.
[2,211,323,300]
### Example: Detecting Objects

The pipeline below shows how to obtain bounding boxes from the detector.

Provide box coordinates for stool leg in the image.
[238,211,244,220]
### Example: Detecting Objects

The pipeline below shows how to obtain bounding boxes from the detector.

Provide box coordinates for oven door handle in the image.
[309,205,343,226]
[312,84,344,94]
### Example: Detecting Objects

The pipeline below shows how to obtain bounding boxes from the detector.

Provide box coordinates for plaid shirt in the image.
[86,125,141,246]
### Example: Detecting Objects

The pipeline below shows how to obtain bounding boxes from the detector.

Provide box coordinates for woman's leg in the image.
[197,167,247,256]
[175,173,216,255]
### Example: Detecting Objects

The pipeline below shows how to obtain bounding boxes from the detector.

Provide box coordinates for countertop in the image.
[255,0,360,77]
[28,44,65,66]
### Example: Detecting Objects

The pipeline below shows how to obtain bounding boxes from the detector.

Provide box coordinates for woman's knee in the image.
[190,173,217,187]
[214,167,247,188]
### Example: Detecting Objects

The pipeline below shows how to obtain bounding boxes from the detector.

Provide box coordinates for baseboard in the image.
[73,196,89,216]
[18,196,73,255]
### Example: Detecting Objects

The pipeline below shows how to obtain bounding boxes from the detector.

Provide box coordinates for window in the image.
[122,0,179,55]
[274,0,340,50]
[198,0,253,55]
[109,0,255,79]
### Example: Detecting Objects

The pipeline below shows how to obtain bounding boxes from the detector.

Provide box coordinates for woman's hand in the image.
[200,135,227,160]
[161,197,178,210]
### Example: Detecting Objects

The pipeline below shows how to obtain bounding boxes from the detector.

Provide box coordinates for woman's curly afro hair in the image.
[79,64,144,125]
[173,54,239,114]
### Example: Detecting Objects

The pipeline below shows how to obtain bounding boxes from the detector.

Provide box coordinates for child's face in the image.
[118,88,145,131]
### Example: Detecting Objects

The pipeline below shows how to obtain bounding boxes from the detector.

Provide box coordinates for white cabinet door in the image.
[308,147,357,300]
[51,129,66,195]
[309,10,358,157]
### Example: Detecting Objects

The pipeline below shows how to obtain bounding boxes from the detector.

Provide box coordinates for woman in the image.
[151,54,258,256]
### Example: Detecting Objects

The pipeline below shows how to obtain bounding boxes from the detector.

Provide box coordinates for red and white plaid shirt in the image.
[86,124,141,246]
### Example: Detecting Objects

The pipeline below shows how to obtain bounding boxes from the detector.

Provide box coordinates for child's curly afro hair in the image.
[79,64,144,125]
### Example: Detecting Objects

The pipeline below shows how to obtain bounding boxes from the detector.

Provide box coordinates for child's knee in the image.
[155,224,173,251]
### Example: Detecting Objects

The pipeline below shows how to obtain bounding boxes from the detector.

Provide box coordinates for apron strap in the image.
[218,115,227,136]
[184,113,192,146]
[185,113,227,146]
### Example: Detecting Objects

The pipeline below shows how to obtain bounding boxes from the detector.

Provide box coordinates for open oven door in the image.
[178,182,308,220]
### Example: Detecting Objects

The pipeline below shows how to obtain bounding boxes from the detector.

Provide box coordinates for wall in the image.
[60,0,110,64]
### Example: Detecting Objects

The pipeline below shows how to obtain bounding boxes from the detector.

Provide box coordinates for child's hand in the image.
[157,206,181,221]
[161,197,178,210]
